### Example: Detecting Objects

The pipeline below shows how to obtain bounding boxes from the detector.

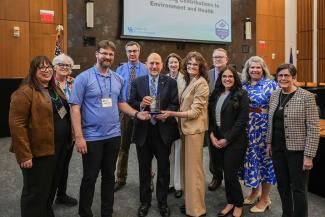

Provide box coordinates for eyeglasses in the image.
[187,62,199,67]
[213,56,226,59]
[57,63,72,69]
[38,65,53,72]
[277,74,292,79]
[222,75,234,79]
[127,49,139,54]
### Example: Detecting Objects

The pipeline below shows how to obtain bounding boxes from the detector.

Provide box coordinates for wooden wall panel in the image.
[30,23,58,61]
[256,15,284,41]
[318,0,325,82]
[0,20,29,78]
[256,0,284,17]
[256,0,284,73]
[297,0,313,82]
[297,60,312,81]
[0,0,29,21]
[29,0,63,24]
[297,0,313,31]
[297,31,313,59]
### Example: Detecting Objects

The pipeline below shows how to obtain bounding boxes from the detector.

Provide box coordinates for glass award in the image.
[149,95,161,115]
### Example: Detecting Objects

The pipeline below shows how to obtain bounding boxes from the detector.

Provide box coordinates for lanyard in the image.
[64,81,71,98]
[49,88,65,112]
[93,67,112,98]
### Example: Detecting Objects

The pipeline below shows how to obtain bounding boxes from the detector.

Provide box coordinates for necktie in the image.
[150,78,157,97]
[128,66,136,98]
[150,78,157,125]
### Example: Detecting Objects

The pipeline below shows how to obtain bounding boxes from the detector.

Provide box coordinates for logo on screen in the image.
[128,26,135,33]
[215,20,229,40]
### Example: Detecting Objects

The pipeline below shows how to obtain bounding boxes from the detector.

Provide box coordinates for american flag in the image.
[55,33,61,56]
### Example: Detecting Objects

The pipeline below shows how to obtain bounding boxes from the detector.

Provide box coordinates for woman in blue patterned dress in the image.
[240,56,278,213]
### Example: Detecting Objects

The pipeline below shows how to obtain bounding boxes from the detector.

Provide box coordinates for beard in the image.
[99,59,112,69]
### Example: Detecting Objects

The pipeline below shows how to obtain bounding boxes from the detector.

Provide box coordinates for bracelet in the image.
[134,111,139,119]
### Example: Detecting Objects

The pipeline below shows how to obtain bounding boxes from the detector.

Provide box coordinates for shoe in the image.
[217,207,234,217]
[138,203,151,217]
[158,204,171,217]
[208,178,221,191]
[180,204,186,215]
[168,186,175,193]
[114,181,126,192]
[55,194,78,207]
[174,190,183,198]
[249,200,271,213]
[243,195,259,205]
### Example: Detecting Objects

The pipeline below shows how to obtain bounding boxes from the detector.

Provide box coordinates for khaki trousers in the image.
[181,133,206,217]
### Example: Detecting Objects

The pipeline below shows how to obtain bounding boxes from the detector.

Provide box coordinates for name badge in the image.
[58,106,68,119]
[102,98,112,108]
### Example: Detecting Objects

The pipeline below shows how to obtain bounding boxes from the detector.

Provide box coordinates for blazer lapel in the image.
[180,77,199,104]
[143,75,150,96]
[220,93,231,113]
[157,75,166,96]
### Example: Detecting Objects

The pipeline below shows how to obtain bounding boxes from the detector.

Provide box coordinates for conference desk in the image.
[309,119,325,197]
[320,119,325,138]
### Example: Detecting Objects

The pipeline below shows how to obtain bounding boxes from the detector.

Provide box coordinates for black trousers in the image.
[56,142,74,197]
[213,146,245,207]
[207,132,223,181]
[21,141,66,217]
[79,137,120,217]
[116,114,134,182]
[272,149,309,217]
[136,125,171,205]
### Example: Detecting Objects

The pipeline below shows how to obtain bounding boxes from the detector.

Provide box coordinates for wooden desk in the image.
[321,119,325,138]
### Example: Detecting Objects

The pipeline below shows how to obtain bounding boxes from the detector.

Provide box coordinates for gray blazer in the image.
[266,88,320,157]
[208,68,216,94]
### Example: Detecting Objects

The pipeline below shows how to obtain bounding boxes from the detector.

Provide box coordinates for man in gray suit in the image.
[207,48,229,191]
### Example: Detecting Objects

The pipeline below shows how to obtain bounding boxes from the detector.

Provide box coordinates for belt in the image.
[249,107,268,114]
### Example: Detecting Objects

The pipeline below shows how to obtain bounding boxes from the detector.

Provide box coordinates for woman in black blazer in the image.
[208,66,249,217]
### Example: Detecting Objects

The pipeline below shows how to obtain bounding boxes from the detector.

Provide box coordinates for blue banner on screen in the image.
[122,0,232,43]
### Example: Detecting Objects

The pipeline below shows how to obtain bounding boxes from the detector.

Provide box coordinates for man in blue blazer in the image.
[129,53,179,217]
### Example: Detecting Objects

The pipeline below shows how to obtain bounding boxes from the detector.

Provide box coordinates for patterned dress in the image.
[241,78,278,188]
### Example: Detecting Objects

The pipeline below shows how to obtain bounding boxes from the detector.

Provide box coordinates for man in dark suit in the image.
[129,53,179,217]
[207,48,229,191]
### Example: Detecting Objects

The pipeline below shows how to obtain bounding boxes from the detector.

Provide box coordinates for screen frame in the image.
[120,0,232,44]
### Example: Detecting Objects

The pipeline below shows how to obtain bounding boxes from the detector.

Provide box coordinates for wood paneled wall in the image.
[0,0,67,78]
[297,0,313,82]
[318,0,325,82]
[256,0,285,74]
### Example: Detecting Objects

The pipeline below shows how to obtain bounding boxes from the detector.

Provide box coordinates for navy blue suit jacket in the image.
[129,74,180,146]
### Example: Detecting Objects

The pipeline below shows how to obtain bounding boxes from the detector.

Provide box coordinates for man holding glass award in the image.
[129,53,179,217]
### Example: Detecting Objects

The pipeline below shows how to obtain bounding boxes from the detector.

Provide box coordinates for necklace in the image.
[278,91,290,110]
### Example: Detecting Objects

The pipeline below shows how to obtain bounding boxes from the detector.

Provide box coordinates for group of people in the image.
[8,40,320,217]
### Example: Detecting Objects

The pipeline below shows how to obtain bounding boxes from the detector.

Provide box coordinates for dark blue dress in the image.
[241,78,278,188]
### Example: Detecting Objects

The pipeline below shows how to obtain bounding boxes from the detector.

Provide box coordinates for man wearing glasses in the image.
[69,40,150,217]
[114,41,149,192]
[207,48,229,191]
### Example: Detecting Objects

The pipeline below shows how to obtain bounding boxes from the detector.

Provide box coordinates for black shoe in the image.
[55,194,78,207]
[180,204,186,215]
[158,204,171,217]
[174,190,183,198]
[217,207,234,217]
[138,203,151,217]
[114,181,126,192]
[208,178,222,191]
[168,186,175,194]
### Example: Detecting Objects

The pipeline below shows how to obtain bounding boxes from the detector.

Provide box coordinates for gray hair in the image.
[52,53,74,72]
[241,56,272,83]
